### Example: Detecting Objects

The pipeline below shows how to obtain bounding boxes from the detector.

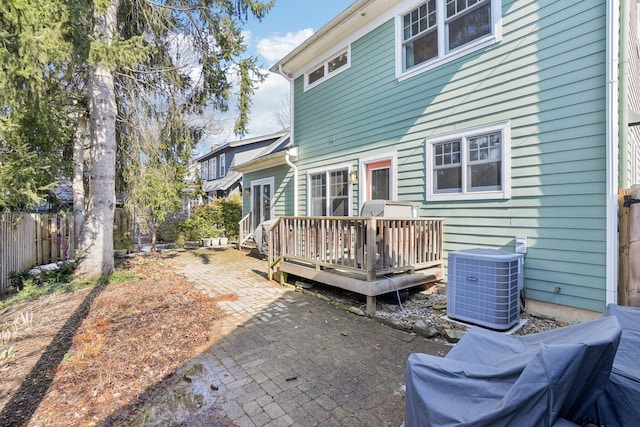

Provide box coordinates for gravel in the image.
[293,279,563,339]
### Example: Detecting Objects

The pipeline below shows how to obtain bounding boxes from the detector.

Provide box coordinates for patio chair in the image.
[405,315,622,427]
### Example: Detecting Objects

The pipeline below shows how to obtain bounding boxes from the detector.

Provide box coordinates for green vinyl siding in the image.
[292,0,608,312]
[241,165,295,219]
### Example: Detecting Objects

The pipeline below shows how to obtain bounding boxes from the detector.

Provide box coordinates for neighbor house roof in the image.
[231,131,294,173]
[195,129,291,162]
[202,171,242,193]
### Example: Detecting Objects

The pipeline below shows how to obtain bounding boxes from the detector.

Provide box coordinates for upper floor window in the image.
[201,161,209,181]
[209,157,217,180]
[398,0,500,79]
[425,121,511,201]
[219,153,226,177]
[305,48,350,90]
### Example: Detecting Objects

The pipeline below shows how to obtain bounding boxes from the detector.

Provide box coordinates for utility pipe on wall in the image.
[278,64,298,216]
[606,0,621,306]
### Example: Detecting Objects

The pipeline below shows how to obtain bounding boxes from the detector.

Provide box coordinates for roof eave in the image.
[270,0,377,76]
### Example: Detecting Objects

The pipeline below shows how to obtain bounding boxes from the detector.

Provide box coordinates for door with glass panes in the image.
[251,178,274,230]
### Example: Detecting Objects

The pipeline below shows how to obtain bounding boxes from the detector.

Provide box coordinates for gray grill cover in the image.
[254,219,276,255]
[405,315,622,427]
[588,304,640,427]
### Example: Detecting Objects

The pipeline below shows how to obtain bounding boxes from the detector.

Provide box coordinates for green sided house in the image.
[238,0,640,321]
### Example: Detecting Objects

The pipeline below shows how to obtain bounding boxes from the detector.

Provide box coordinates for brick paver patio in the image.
[157,248,450,426]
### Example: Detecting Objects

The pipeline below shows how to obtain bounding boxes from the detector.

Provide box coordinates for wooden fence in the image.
[619,187,640,307]
[0,212,76,292]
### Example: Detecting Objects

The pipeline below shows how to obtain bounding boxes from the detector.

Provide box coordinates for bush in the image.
[176,195,242,241]
[217,194,242,239]
[156,211,186,242]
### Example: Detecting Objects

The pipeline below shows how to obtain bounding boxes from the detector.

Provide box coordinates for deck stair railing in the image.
[237,212,253,249]
[268,216,443,281]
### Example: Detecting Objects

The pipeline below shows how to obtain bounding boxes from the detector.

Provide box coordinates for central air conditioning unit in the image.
[447,248,524,331]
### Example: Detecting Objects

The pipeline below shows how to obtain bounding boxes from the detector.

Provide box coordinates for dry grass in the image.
[0,254,230,427]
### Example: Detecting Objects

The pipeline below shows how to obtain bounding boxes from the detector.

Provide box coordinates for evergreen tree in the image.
[75,0,272,278]
[0,0,88,210]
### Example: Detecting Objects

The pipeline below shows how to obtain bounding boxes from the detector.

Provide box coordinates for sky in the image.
[195,0,355,154]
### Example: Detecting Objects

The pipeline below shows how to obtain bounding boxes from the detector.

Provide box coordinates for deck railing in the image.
[268,216,444,281]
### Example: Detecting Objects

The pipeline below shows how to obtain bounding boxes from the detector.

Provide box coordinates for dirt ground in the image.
[0,253,230,427]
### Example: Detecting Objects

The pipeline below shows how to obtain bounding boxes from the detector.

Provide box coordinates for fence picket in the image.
[0,212,77,292]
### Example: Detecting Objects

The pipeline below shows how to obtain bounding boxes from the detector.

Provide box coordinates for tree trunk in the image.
[151,220,158,252]
[72,113,88,246]
[75,0,119,278]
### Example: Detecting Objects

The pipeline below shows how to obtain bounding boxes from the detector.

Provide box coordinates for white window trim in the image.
[304,46,351,91]
[358,152,398,212]
[220,153,226,177]
[306,163,354,216]
[395,0,502,82]
[425,121,511,201]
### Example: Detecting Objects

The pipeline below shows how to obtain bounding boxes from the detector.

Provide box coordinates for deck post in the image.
[366,295,376,316]
[366,218,377,282]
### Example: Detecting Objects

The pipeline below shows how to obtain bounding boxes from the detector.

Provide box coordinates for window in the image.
[305,48,350,90]
[426,121,511,201]
[201,161,209,181]
[209,158,217,180]
[398,0,500,77]
[219,153,226,177]
[308,167,351,216]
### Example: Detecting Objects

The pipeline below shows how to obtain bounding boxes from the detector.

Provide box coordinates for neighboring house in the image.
[195,129,290,201]
[246,0,640,321]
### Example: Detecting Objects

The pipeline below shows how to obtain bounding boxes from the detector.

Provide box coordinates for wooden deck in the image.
[268,216,444,315]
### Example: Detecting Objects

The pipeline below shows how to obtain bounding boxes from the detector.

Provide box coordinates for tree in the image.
[75,0,273,278]
[0,0,86,211]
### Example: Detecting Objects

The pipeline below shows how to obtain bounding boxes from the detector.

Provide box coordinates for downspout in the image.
[285,148,299,216]
[278,64,298,216]
[619,0,631,186]
[606,0,621,306]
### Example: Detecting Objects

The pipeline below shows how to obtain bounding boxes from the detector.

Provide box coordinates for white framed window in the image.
[396,0,502,80]
[304,47,351,91]
[219,153,226,177]
[201,161,209,181]
[307,165,353,216]
[425,121,511,201]
[209,157,217,180]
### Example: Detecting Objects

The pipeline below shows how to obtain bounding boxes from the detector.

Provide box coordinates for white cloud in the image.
[195,70,290,154]
[256,29,314,65]
[195,29,316,154]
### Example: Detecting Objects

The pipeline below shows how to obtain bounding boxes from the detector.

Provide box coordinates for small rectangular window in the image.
[308,66,325,85]
[305,48,350,89]
[328,52,348,73]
